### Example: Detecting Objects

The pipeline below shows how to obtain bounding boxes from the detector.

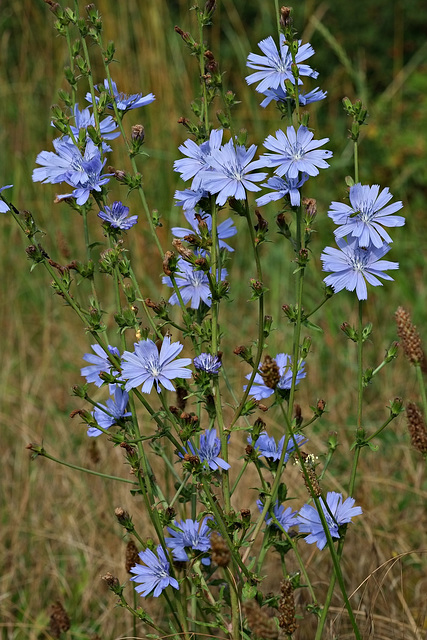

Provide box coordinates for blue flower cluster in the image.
[321,184,404,300]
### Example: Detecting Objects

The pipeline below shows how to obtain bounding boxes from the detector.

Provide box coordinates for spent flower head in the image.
[130,545,179,597]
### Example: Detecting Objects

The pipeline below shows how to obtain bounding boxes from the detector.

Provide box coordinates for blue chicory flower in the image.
[162,258,227,309]
[245,353,306,400]
[81,344,120,387]
[98,201,138,230]
[0,185,13,212]
[183,428,230,471]
[174,188,209,211]
[256,174,309,208]
[166,518,213,565]
[200,139,268,206]
[261,125,332,180]
[194,353,222,374]
[121,336,192,394]
[246,35,318,93]
[65,104,119,152]
[249,431,308,463]
[89,387,132,437]
[172,210,237,252]
[296,491,363,550]
[130,545,179,597]
[86,78,155,112]
[174,129,224,189]
[257,499,298,531]
[260,85,327,108]
[321,236,399,300]
[328,183,405,248]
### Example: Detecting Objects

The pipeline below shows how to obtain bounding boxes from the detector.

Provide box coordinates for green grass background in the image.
[1,1,427,638]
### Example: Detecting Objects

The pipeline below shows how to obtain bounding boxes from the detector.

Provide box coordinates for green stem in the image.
[357,300,364,429]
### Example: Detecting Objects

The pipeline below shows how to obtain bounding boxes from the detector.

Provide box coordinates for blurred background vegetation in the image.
[1,1,427,638]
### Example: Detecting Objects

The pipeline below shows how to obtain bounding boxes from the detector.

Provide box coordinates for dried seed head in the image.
[243,600,279,640]
[210,532,231,567]
[299,451,322,496]
[48,601,70,639]
[278,580,297,635]
[162,250,175,276]
[102,572,120,590]
[176,385,188,411]
[125,540,140,573]
[406,402,427,455]
[131,124,145,142]
[279,6,292,29]
[260,355,280,389]
[302,197,317,220]
[395,306,426,367]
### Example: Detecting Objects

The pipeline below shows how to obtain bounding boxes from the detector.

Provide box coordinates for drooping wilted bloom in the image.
[329,183,404,248]
[81,344,120,387]
[249,431,308,462]
[130,545,179,597]
[256,174,309,207]
[246,35,318,93]
[200,139,268,206]
[321,236,399,300]
[172,209,237,251]
[257,499,298,531]
[86,78,155,112]
[193,353,222,374]
[166,518,212,564]
[121,336,192,393]
[260,85,327,108]
[244,353,306,400]
[0,185,13,212]
[98,201,138,230]
[262,126,332,180]
[174,129,223,188]
[89,387,131,437]
[296,491,362,550]
[162,258,227,309]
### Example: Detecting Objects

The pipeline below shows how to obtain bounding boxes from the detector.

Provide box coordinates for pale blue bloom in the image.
[81,344,120,387]
[174,188,209,211]
[89,388,131,437]
[194,353,222,374]
[296,492,362,550]
[244,353,306,400]
[321,236,399,300]
[183,428,230,471]
[257,500,298,531]
[162,258,227,309]
[166,518,212,565]
[86,78,155,112]
[174,129,223,189]
[121,336,192,393]
[0,185,13,212]
[256,174,309,207]
[200,139,268,206]
[246,35,318,93]
[260,86,327,108]
[98,201,138,230]
[262,126,332,179]
[172,210,237,252]
[329,183,404,248]
[130,545,179,597]
[249,431,308,462]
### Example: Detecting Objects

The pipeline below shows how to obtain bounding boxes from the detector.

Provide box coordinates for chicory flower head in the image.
[0,185,13,212]
[296,491,362,550]
[249,431,308,463]
[174,129,223,189]
[121,336,192,394]
[98,201,138,230]
[86,78,155,112]
[183,428,230,471]
[246,35,318,93]
[89,387,131,437]
[81,344,120,387]
[166,518,213,565]
[245,353,306,401]
[259,85,327,108]
[193,353,222,374]
[256,174,309,208]
[321,236,399,300]
[172,209,237,252]
[257,499,298,531]
[162,258,227,309]
[130,545,179,597]
[328,183,404,248]
[262,125,332,180]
